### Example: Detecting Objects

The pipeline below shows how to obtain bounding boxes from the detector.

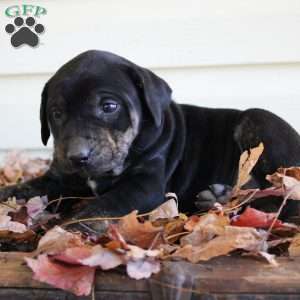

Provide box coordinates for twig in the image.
[260,183,300,249]
[266,184,300,238]
[46,196,96,207]
[148,232,162,250]
[61,211,156,227]
[53,197,62,213]
[166,231,189,241]
[195,189,259,216]
[224,189,259,213]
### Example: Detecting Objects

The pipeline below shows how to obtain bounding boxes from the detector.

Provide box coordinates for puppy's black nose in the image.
[68,150,90,166]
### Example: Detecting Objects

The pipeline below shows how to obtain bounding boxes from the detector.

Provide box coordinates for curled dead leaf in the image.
[234,143,264,192]
[149,198,179,221]
[231,207,284,229]
[184,213,230,232]
[117,210,163,248]
[172,226,266,263]
[37,226,85,255]
[79,245,124,269]
[127,259,160,280]
[0,215,27,233]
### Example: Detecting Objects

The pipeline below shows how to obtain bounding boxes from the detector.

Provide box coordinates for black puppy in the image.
[1,50,300,223]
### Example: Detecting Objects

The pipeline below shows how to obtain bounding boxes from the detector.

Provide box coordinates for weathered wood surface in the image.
[0,253,300,299]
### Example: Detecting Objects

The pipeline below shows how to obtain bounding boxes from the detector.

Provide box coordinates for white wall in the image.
[0,0,300,155]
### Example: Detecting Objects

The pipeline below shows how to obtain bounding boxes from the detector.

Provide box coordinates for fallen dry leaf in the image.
[180,213,230,247]
[0,229,36,242]
[266,168,300,200]
[0,215,27,233]
[1,152,49,185]
[180,224,224,247]
[282,177,300,200]
[231,207,284,229]
[184,215,200,232]
[267,167,300,186]
[117,210,163,248]
[127,258,160,280]
[8,206,28,225]
[79,245,124,269]
[234,143,264,192]
[36,226,85,255]
[184,213,230,232]
[288,233,300,257]
[162,217,186,243]
[53,246,93,265]
[0,198,19,215]
[25,255,95,296]
[3,148,300,296]
[149,198,179,221]
[172,226,266,263]
[125,245,161,279]
[26,196,48,219]
[126,244,161,260]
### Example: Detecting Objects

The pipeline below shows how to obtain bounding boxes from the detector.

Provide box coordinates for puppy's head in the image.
[40,50,172,178]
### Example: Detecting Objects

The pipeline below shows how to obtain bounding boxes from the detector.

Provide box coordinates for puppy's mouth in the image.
[68,158,119,178]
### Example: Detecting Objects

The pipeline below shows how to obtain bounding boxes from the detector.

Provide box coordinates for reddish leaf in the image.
[231,207,283,229]
[53,246,93,264]
[25,255,95,296]
[8,207,28,225]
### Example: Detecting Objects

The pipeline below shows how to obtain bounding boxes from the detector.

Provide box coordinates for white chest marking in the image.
[87,179,97,192]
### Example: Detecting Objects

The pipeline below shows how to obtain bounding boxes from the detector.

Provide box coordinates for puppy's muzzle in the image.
[66,138,91,167]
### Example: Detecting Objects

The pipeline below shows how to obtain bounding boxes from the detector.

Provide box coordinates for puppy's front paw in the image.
[65,219,112,236]
[64,208,115,235]
[0,185,20,202]
[195,184,233,211]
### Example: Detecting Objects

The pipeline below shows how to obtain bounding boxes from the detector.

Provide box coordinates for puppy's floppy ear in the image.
[40,83,50,145]
[129,66,172,127]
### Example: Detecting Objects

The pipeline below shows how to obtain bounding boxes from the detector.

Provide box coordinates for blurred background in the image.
[0,0,300,158]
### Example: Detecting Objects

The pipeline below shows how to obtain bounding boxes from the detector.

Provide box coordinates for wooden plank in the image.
[0,252,300,299]
[154,257,300,294]
[0,289,149,300]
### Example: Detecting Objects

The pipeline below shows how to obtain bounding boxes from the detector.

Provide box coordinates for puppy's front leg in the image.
[0,170,61,202]
[68,160,166,231]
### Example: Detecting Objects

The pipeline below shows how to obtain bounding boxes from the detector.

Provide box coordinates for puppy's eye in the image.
[52,110,62,120]
[101,100,119,114]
